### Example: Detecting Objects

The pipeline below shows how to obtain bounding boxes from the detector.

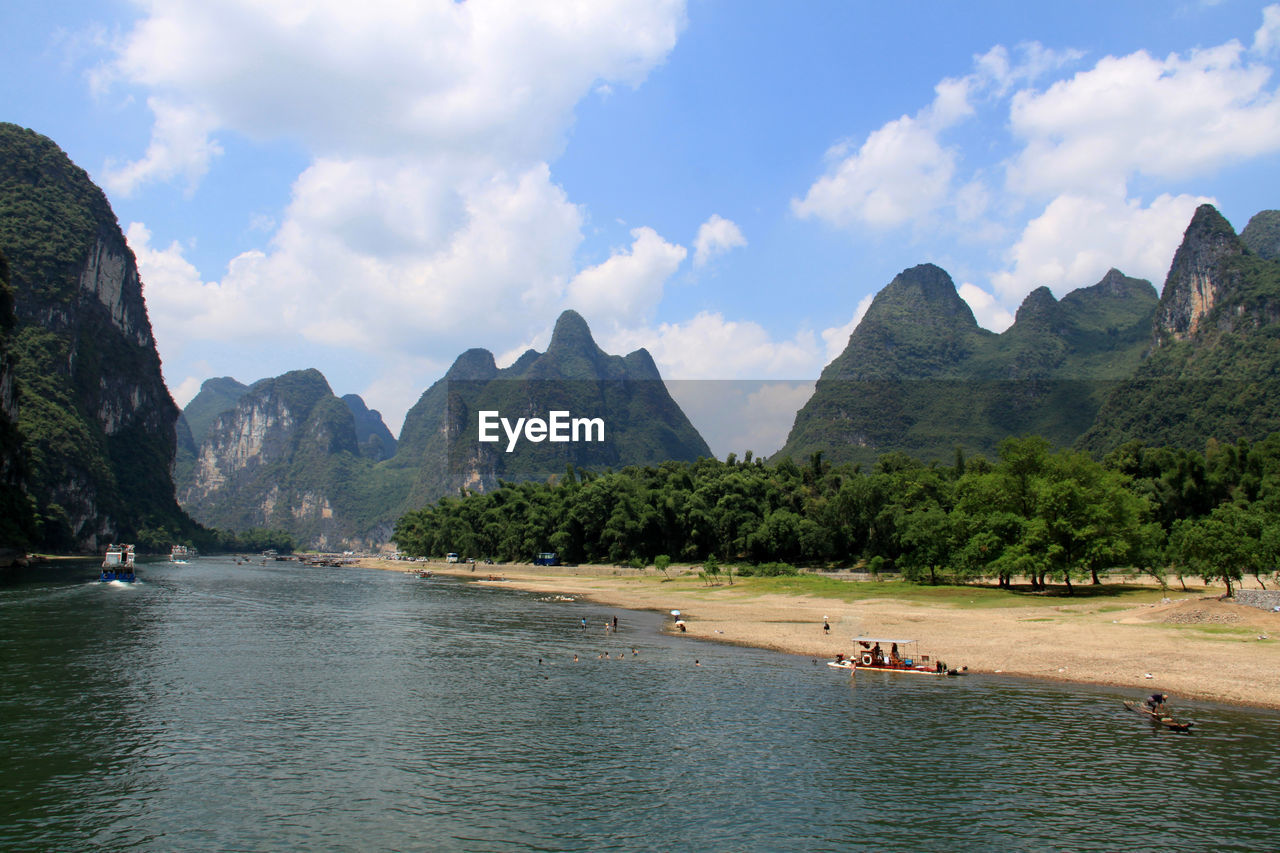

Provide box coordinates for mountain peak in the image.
[859,263,979,333]
[548,310,596,352]
[1155,204,1244,343]
[1096,268,1136,295]
[1241,210,1280,261]
[822,262,987,382]
[444,348,498,382]
[1014,286,1059,326]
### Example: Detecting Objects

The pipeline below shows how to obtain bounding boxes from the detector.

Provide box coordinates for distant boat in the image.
[169,544,196,563]
[100,544,137,583]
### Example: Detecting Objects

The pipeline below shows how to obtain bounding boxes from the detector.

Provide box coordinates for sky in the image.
[6,0,1280,456]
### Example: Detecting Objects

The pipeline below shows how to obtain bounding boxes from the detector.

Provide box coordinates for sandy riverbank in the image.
[361,558,1280,709]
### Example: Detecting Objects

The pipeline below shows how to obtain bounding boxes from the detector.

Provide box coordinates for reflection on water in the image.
[2,558,1278,851]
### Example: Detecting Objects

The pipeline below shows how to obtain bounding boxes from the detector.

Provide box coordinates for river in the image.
[2,557,1277,851]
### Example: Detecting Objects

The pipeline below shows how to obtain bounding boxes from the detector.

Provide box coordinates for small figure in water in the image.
[580,618,587,629]
[612,615,618,632]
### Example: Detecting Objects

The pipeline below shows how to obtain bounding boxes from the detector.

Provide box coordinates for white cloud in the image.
[1007,42,1280,196]
[792,112,958,228]
[358,357,449,436]
[104,98,222,195]
[171,375,204,408]
[820,293,874,363]
[1254,4,1280,55]
[566,227,687,326]
[793,41,1079,230]
[106,0,687,382]
[602,311,820,380]
[108,0,686,166]
[991,192,1212,301]
[666,380,816,459]
[127,221,275,346]
[692,214,746,267]
[957,282,1015,332]
[797,10,1280,325]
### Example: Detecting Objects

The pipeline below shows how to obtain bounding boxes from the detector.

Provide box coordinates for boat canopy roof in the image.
[851,637,916,644]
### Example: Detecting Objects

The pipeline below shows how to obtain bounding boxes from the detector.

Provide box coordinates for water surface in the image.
[2,557,1277,851]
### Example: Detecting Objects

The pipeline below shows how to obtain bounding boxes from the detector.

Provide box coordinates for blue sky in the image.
[6,1,1280,454]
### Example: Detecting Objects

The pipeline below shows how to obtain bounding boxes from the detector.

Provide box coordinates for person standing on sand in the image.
[823,617,830,634]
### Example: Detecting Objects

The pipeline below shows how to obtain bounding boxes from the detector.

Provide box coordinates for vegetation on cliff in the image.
[387,309,710,512]
[1082,206,1280,453]
[0,248,37,549]
[0,123,199,550]
[176,369,400,548]
[776,264,1157,466]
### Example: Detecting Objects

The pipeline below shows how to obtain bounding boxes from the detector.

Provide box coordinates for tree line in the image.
[392,435,1280,594]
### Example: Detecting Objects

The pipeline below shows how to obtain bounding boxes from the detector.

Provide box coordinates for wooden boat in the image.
[1123,700,1193,732]
[837,637,964,676]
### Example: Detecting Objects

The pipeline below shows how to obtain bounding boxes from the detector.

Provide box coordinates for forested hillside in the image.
[1082,206,1280,452]
[0,123,198,550]
[776,264,1157,465]
[395,434,1280,595]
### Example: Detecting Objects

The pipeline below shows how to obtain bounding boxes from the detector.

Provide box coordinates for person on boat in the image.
[871,643,882,665]
[1145,692,1169,713]
[889,643,900,665]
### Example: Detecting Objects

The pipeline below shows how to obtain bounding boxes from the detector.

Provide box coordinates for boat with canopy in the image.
[828,637,964,676]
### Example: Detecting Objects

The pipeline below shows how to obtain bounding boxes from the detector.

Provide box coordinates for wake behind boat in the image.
[169,544,196,563]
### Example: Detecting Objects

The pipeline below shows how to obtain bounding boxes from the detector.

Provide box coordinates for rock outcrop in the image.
[391,310,710,509]
[1153,204,1245,344]
[1082,204,1280,452]
[177,369,394,550]
[0,123,194,549]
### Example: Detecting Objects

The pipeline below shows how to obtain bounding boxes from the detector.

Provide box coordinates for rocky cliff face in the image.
[391,310,710,510]
[0,123,193,550]
[1081,204,1280,452]
[0,248,34,552]
[1154,204,1245,344]
[177,369,396,550]
[342,394,397,461]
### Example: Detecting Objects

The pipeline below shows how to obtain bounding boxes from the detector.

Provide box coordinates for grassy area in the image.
[675,573,1174,610]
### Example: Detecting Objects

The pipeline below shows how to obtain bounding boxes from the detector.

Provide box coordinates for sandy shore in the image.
[362,559,1280,709]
